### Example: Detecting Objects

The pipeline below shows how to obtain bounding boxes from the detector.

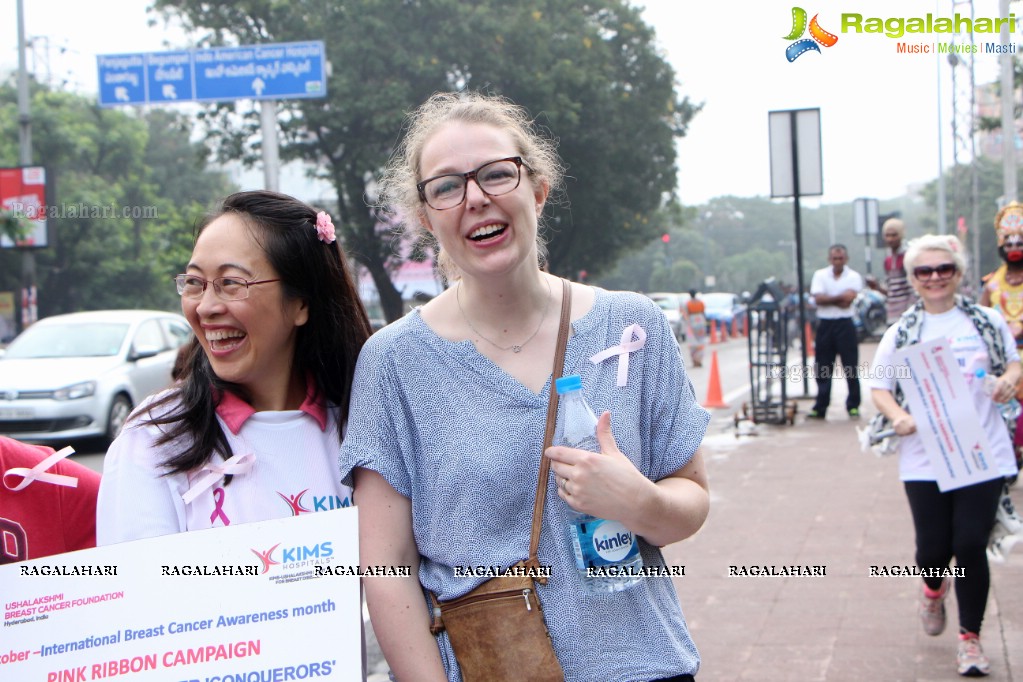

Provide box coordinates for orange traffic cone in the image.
[804,322,815,357]
[702,351,729,409]
[741,314,748,337]
[710,320,719,344]
[731,319,740,338]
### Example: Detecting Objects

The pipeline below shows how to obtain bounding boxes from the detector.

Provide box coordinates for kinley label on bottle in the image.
[572,518,641,568]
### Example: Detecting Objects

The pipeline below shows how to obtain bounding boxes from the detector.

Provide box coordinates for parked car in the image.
[0,310,192,444]
[647,292,686,341]
[702,292,746,335]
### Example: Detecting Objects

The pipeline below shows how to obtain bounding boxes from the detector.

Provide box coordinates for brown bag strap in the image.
[529,278,572,564]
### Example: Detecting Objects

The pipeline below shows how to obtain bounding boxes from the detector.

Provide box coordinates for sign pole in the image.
[769,108,822,399]
[788,111,810,398]
[260,100,280,192]
[16,0,36,332]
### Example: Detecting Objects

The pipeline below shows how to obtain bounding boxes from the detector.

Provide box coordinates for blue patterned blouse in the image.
[339,285,710,681]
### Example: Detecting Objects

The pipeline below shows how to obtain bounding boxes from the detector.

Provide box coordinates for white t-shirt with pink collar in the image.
[96,389,351,546]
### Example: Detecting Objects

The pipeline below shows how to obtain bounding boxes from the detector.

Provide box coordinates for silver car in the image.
[647,292,686,341]
[0,310,192,444]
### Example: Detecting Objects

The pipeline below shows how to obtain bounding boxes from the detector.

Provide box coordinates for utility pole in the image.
[17,0,36,331]
[1000,0,1017,204]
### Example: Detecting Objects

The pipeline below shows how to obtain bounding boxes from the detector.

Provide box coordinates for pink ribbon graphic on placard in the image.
[589,324,646,387]
[210,487,230,526]
[3,445,78,492]
[182,451,255,505]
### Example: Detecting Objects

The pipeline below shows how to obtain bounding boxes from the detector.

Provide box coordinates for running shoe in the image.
[848,407,860,418]
[919,577,951,636]
[807,409,825,420]
[957,633,990,677]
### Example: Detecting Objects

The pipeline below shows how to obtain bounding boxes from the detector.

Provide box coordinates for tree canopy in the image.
[154,0,699,321]
[0,82,234,320]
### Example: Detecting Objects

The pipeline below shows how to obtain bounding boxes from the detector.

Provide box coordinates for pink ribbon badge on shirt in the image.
[3,445,79,492]
[210,487,230,526]
[182,451,255,505]
[589,323,647,387]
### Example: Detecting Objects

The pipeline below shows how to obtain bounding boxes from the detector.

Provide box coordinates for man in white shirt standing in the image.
[808,244,864,419]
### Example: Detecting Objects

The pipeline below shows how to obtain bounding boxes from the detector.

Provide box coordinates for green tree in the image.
[0,82,233,319]
[154,0,697,321]
[920,156,1021,283]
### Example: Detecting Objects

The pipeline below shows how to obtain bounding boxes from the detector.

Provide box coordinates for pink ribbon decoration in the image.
[182,451,255,505]
[589,324,647,387]
[210,487,230,526]
[3,446,79,492]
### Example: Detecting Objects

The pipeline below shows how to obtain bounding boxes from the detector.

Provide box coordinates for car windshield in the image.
[654,299,676,312]
[4,322,130,359]
[702,294,735,309]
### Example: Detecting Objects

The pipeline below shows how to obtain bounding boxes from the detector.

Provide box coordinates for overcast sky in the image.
[0,0,1013,206]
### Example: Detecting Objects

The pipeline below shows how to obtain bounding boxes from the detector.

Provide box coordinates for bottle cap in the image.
[975,368,987,378]
[555,374,582,395]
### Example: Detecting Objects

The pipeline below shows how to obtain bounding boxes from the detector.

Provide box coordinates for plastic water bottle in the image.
[554,374,643,594]
[975,368,1022,420]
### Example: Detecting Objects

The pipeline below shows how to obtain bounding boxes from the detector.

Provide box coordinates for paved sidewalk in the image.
[671,350,1023,681]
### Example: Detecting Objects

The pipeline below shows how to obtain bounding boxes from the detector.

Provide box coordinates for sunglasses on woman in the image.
[912,263,958,280]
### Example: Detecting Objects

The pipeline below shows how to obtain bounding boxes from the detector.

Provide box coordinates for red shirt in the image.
[0,436,100,563]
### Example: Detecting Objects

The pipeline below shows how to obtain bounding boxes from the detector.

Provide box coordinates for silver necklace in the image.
[457,278,552,353]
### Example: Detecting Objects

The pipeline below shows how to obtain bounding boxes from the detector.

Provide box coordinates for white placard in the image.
[768,108,823,198]
[0,508,363,681]
[896,338,1003,491]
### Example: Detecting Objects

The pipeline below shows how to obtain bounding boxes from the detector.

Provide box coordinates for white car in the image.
[647,292,686,341]
[0,310,192,444]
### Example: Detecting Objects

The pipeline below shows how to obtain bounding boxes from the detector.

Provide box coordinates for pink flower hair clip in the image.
[947,236,959,252]
[315,211,336,244]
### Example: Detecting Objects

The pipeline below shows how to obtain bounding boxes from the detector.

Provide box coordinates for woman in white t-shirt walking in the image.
[869,234,1020,678]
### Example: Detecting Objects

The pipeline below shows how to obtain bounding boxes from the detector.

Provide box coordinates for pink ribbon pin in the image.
[589,324,647,387]
[3,446,79,492]
[182,452,255,505]
[210,487,230,526]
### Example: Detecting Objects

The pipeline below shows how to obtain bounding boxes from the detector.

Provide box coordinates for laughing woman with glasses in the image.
[868,234,1020,677]
[339,91,709,681]
[97,190,371,543]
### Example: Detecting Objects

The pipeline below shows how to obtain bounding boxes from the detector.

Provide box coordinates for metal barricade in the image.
[744,278,795,425]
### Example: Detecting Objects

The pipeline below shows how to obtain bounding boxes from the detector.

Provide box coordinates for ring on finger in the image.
[559,477,569,493]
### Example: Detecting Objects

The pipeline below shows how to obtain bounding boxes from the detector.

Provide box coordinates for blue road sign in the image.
[97,54,147,106]
[97,41,326,107]
[146,51,195,104]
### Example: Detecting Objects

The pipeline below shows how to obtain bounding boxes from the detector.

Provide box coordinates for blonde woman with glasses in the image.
[869,234,1020,677]
[340,91,710,682]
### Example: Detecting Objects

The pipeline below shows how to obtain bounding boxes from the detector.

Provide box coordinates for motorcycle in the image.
[853,288,887,341]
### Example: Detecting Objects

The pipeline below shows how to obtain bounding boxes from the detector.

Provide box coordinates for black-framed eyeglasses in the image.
[174,274,281,301]
[912,263,958,281]
[417,156,530,210]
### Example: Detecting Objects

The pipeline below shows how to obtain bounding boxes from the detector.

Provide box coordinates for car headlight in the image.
[53,381,96,400]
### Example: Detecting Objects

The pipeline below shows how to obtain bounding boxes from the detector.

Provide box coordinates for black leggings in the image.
[903,478,1004,634]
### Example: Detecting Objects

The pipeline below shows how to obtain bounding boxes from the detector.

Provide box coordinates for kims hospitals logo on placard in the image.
[784,7,839,62]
